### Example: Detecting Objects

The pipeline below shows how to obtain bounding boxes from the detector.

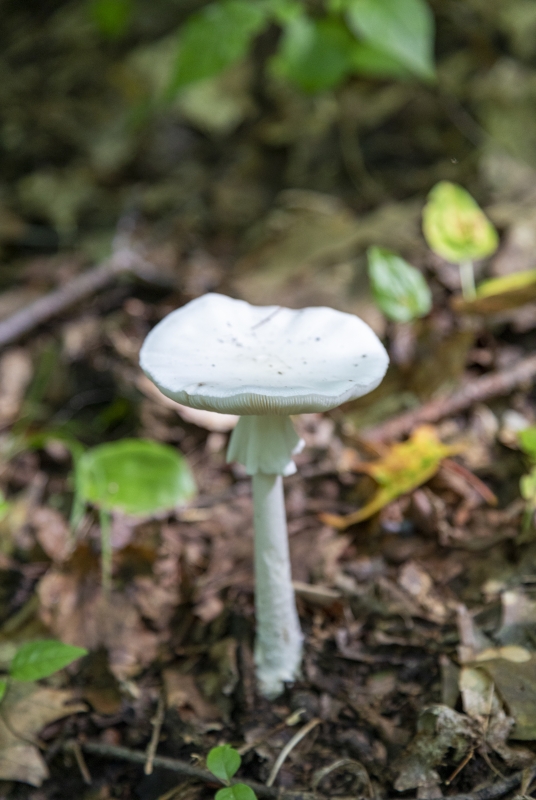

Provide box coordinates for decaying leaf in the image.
[393,705,477,793]
[0,682,85,786]
[321,426,461,529]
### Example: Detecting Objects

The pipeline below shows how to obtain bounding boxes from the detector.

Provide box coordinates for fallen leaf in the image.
[0,349,33,427]
[321,426,461,529]
[0,682,85,786]
[163,670,220,720]
[31,507,75,563]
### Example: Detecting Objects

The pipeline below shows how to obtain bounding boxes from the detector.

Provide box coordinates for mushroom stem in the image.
[252,472,303,698]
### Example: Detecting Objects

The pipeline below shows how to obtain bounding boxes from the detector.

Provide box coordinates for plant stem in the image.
[252,473,303,699]
[459,260,476,301]
[99,509,112,595]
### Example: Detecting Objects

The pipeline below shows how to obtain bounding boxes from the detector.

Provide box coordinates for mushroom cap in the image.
[140,293,388,415]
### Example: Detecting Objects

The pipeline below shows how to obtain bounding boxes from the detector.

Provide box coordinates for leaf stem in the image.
[99,509,112,595]
[459,260,476,301]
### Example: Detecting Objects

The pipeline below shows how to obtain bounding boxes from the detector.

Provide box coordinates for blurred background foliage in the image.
[3,0,536,269]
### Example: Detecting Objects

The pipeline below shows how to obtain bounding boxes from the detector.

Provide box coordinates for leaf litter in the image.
[2,3,536,799]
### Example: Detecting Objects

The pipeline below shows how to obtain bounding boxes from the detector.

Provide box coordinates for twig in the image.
[72,741,317,799]
[0,247,168,349]
[69,739,92,785]
[266,718,321,787]
[364,354,536,442]
[144,691,166,775]
[66,740,536,800]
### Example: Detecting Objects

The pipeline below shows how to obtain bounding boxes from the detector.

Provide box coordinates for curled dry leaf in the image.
[321,426,462,529]
[0,682,85,786]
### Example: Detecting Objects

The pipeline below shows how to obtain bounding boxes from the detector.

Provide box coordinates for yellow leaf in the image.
[321,426,461,530]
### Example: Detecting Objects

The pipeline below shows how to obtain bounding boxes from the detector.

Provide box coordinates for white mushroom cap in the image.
[140,293,388,416]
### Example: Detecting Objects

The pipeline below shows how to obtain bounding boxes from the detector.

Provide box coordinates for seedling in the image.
[140,293,388,697]
[422,181,498,301]
[206,745,257,800]
[0,639,87,702]
[75,438,196,592]
[367,246,432,323]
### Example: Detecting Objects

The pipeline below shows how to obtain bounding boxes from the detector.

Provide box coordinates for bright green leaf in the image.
[520,467,536,505]
[76,439,196,516]
[422,182,499,265]
[346,0,435,80]
[519,428,536,461]
[90,0,133,38]
[367,246,432,323]
[350,40,412,79]
[169,1,268,94]
[10,640,87,682]
[271,15,355,92]
[216,784,258,800]
[207,745,241,782]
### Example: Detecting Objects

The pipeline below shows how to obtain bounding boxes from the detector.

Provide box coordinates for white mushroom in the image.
[140,293,388,698]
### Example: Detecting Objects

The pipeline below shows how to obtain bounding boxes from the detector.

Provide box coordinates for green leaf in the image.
[169,1,268,94]
[350,40,412,79]
[90,0,133,38]
[76,439,196,516]
[10,640,87,682]
[0,680,7,703]
[346,0,435,80]
[207,745,241,782]
[367,246,432,322]
[271,15,355,93]
[422,182,499,264]
[521,467,536,505]
[519,428,536,461]
[216,785,258,800]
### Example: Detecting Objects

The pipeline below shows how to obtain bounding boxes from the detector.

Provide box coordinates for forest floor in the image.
[3,2,536,799]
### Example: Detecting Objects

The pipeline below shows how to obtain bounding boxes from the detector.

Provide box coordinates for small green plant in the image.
[367,245,432,323]
[169,0,435,96]
[206,745,257,800]
[517,428,536,537]
[74,438,196,591]
[0,640,87,702]
[422,181,499,301]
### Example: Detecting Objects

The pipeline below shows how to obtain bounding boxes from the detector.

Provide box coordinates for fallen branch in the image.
[364,354,536,442]
[0,248,169,349]
[70,741,317,799]
[67,741,535,800]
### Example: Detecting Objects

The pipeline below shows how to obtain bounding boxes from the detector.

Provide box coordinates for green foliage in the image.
[271,15,355,93]
[519,428,536,461]
[90,0,133,38]
[9,640,87,682]
[169,1,269,94]
[422,182,499,265]
[166,0,436,97]
[207,746,258,800]
[345,0,435,80]
[216,786,257,800]
[367,246,432,322]
[75,438,196,517]
[207,745,241,782]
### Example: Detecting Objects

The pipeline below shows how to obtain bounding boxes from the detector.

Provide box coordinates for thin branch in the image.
[364,354,536,442]
[0,248,170,349]
[67,740,536,800]
[71,741,317,800]
[144,691,166,775]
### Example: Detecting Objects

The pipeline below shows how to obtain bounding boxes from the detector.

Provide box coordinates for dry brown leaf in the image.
[38,571,159,681]
[31,507,75,563]
[0,682,85,786]
[0,349,32,426]
[163,670,220,720]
